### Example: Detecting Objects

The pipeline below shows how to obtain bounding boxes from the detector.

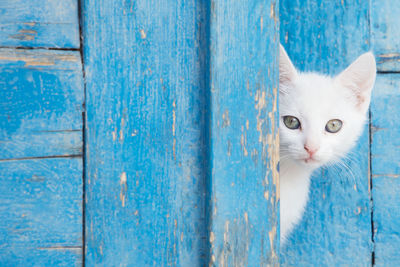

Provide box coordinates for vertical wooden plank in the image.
[0,0,80,48]
[371,2,400,264]
[371,0,400,72]
[370,75,400,266]
[208,1,279,266]
[280,1,372,265]
[82,1,210,265]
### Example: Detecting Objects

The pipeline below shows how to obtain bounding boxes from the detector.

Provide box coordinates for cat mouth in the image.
[303,157,319,164]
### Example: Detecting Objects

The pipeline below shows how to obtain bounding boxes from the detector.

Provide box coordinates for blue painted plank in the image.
[371,74,400,266]
[280,1,372,265]
[0,48,83,159]
[371,0,400,72]
[280,0,370,74]
[82,1,210,265]
[208,1,279,265]
[0,158,82,266]
[0,0,79,48]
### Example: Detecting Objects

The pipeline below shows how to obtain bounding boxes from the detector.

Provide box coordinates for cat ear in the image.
[336,52,376,112]
[280,44,297,88]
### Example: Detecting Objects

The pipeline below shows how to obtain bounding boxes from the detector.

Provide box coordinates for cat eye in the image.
[283,116,301,130]
[325,119,343,133]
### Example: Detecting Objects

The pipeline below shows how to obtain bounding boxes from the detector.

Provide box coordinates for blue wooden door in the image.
[2,0,400,266]
[1,0,279,266]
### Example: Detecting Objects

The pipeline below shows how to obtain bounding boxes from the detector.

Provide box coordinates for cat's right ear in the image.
[280,44,297,88]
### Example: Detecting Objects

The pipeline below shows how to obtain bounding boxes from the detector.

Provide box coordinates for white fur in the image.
[279,44,376,244]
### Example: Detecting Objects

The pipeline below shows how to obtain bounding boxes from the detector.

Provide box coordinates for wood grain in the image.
[82,1,210,265]
[0,0,79,48]
[82,0,279,265]
[371,1,400,264]
[208,0,280,266]
[0,158,82,266]
[0,49,83,160]
[371,74,400,266]
[371,0,400,72]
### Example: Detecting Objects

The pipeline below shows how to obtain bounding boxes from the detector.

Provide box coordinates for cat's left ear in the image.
[336,52,376,112]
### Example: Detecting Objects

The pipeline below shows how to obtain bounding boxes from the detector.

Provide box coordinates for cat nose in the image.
[304,145,318,157]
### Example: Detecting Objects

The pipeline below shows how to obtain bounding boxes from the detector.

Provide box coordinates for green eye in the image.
[283,116,301,130]
[325,119,343,133]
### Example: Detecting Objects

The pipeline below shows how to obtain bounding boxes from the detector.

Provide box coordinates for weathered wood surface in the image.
[82,1,210,265]
[0,0,80,48]
[280,1,372,265]
[0,48,83,265]
[371,0,400,72]
[371,1,400,265]
[82,0,279,265]
[0,158,82,266]
[370,76,400,266]
[0,49,83,160]
[208,1,279,266]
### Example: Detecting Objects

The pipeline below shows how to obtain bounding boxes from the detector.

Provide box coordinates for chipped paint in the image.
[270,3,275,18]
[210,231,215,243]
[172,100,176,160]
[260,16,264,32]
[0,53,79,67]
[267,87,279,201]
[211,255,216,264]
[19,29,37,35]
[222,110,230,128]
[9,33,35,41]
[270,2,278,24]
[268,226,277,259]
[379,53,400,58]
[23,22,36,26]
[119,172,127,207]
[255,90,267,143]
[119,118,125,142]
[240,129,248,157]
[140,29,147,39]
[223,220,229,243]
[172,100,176,136]
[354,207,362,215]
[112,129,117,141]
[264,191,269,200]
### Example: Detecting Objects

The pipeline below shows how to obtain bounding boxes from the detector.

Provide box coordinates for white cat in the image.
[279,44,376,243]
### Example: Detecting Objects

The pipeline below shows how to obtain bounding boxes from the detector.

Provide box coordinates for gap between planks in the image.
[0,154,82,162]
[0,46,80,51]
[37,246,82,251]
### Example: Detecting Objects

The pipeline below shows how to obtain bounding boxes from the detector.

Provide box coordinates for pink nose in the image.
[304,145,318,157]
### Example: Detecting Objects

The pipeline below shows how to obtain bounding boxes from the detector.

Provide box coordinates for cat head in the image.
[279,44,376,169]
